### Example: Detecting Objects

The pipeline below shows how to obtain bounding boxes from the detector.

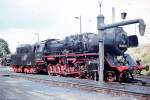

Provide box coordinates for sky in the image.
[0,0,150,52]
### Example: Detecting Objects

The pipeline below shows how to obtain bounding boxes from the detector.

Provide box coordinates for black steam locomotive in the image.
[10,27,148,82]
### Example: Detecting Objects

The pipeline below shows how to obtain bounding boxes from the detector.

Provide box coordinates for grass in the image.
[127,43,150,75]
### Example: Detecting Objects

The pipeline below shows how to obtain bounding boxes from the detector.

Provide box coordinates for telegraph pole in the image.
[75,16,82,34]
[34,33,39,42]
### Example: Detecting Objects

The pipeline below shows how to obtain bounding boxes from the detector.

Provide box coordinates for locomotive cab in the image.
[33,42,45,60]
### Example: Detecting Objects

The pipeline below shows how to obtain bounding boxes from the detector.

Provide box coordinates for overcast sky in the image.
[0,0,150,52]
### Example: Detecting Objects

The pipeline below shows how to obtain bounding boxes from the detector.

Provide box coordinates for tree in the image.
[0,38,10,57]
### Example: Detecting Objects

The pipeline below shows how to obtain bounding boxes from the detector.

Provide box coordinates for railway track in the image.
[0,71,150,100]
[134,75,150,84]
[135,75,150,80]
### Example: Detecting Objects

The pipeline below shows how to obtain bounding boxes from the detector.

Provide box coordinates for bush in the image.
[127,44,150,75]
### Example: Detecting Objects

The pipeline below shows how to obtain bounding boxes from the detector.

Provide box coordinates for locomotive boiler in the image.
[10,26,148,82]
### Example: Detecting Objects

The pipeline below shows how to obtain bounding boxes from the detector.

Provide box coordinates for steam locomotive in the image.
[10,27,148,82]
